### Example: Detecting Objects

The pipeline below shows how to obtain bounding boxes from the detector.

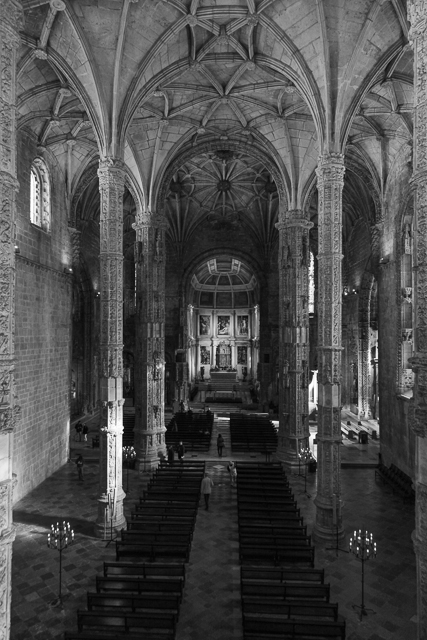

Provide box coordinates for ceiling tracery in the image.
[16,0,414,273]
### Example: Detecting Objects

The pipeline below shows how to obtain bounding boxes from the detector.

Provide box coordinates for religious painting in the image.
[199,315,211,336]
[217,315,230,336]
[237,315,249,336]
[200,346,210,364]
[237,346,247,365]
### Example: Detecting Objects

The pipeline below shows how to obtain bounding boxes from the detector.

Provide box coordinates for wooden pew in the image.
[242,597,339,620]
[239,543,315,567]
[87,591,180,618]
[103,561,186,582]
[96,575,183,597]
[115,539,190,562]
[240,566,324,584]
[241,581,330,600]
[243,617,345,639]
[77,610,176,636]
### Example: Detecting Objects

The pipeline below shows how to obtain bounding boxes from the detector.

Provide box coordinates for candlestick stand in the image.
[349,528,377,620]
[47,521,74,607]
[326,495,348,556]
[123,445,136,493]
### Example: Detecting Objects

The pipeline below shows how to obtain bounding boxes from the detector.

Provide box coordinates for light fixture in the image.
[343,286,349,296]
[14,244,20,254]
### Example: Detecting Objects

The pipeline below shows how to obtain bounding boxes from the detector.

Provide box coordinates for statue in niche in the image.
[403,223,411,254]
[283,360,290,388]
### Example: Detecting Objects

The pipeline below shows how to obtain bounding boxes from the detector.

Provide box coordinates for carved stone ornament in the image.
[408,0,427,41]
[186,14,198,27]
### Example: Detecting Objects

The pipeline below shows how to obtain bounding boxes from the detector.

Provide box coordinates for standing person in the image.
[76,422,83,442]
[74,421,82,441]
[76,455,84,481]
[82,423,88,442]
[217,433,225,457]
[177,441,185,463]
[201,473,214,510]
[167,445,175,465]
[227,461,237,486]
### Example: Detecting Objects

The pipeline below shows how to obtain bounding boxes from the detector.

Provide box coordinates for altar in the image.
[210,371,237,383]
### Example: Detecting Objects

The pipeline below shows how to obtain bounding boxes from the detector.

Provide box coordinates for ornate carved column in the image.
[313,153,345,543]
[407,4,427,638]
[0,1,23,636]
[94,159,126,536]
[133,210,167,472]
[276,209,312,468]
[357,278,372,418]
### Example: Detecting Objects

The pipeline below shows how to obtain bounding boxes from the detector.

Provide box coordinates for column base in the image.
[312,494,345,545]
[275,449,303,475]
[94,490,127,539]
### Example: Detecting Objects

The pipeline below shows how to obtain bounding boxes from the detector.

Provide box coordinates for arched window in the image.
[30,158,50,232]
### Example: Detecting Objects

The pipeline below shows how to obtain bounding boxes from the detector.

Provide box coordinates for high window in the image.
[30,158,50,232]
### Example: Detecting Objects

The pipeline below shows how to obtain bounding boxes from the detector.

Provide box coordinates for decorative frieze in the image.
[133,209,167,471]
[275,210,312,466]
[313,153,345,543]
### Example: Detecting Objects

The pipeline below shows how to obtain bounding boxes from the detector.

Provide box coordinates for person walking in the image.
[201,473,214,510]
[76,455,84,481]
[177,441,185,463]
[217,433,225,457]
[82,423,88,442]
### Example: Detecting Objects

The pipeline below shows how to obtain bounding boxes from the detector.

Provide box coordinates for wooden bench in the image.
[115,539,190,562]
[96,575,183,597]
[133,505,197,519]
[241,566,324,584]
[242,597,339,620]
[241,581,329,600]
[238,514,304,527]
[120,530,192,545]
[127,520,194,535]
[103,561,186,582]
[77,610,176,636]
[243,617,345,639]
[375,463,415,501]
[66,633,168,640]
[87,591,180,617]
[240,523,307,536]
[238,504,300,517]
[239,532,311,546]
[239,543,315,567]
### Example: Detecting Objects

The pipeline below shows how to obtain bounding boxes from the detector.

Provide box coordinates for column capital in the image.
[98,158,126,190]
[133,209,168,231]
[316,153,345,185]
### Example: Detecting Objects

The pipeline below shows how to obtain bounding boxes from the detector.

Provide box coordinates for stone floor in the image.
[11,412,416,640]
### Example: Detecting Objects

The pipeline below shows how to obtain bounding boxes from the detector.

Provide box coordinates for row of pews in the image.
[236,462,346,640]
[64,460,205,640]
[230,414,277,454]
[165,411,214,452]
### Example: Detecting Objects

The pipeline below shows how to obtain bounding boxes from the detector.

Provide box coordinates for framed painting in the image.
[237,315,249,336]
[200,346,210,364]
[199,315,211,336]
[217,315,230,336]
[237,346,247,365]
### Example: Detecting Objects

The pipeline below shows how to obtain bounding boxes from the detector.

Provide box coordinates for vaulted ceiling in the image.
[18,0,412,269]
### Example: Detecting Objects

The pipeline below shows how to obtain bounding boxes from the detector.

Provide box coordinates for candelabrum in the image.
[47,521,74,607]
[123,445,137,492]
[349,528,377,620]
[297,447,312,498]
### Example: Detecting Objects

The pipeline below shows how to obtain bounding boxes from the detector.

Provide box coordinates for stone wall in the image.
[13,131,72,502]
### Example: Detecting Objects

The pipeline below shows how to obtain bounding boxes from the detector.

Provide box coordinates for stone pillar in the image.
[357,281,372,418]
[0,1,22,637]
[133,210,167,472]
[313,153,345,543]
[276,210,313,469]
[407,4,427,638]
[94,159,126,537]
